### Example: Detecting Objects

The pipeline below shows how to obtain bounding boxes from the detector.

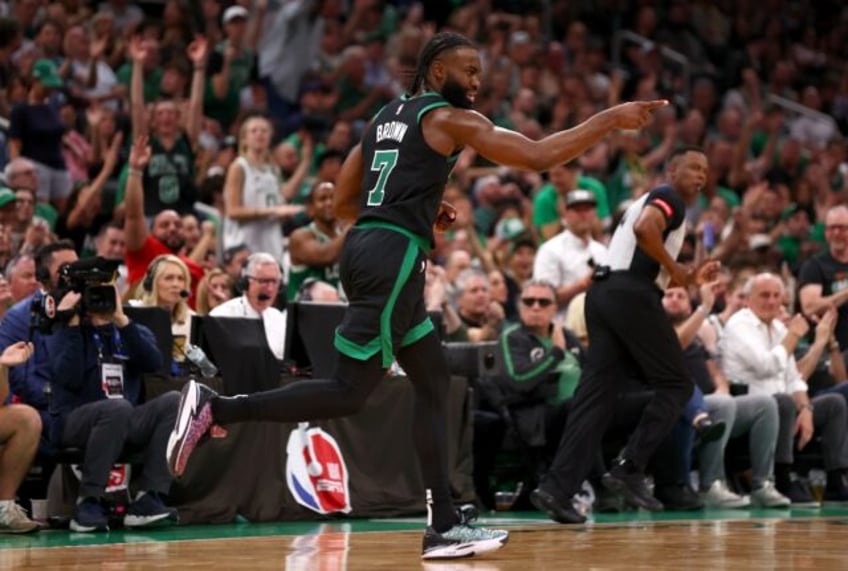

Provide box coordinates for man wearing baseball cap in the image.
[31,59,63,89]
[8,58,72,211]
[533,161,610,241]
[206,4,257,131]
[223,5,248,24]
[0,188,18,227]
[533,189,608,316]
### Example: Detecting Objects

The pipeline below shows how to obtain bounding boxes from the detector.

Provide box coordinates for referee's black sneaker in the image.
[530,486,587,524]
[653,484,704,511]
[602,458,664,512]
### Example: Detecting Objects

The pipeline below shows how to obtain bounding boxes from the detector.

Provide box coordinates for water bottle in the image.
[184,343,219,378]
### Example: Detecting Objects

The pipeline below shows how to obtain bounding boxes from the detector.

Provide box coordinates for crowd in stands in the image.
[1,0,848,533]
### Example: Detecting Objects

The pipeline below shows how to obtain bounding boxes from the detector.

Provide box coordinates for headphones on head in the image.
[35,258,50,285]
[235,258,251,294]
[236,253,284,297]
[34,241,75,286]
[143,255,170,293]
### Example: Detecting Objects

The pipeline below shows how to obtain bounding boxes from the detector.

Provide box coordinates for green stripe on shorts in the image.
[378,240,419,367]
[334,329,381,361]
[401,317,435,347]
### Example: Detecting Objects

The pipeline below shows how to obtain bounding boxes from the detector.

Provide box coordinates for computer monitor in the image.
[189,315,209,355]
[191,315,280,395]
[123,306,173,376]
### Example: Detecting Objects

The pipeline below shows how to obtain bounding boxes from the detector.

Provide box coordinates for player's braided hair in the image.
[407,32,475,97]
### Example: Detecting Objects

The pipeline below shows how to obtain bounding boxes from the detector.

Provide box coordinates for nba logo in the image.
[286,423,352,515]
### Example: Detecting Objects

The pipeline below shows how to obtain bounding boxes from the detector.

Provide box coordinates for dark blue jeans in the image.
[681,384,706,424]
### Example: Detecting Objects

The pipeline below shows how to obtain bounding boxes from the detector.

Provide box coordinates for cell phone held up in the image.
[703,221,715,252]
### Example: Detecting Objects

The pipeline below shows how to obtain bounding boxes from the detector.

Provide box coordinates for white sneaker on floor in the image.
[0,502,39,534]
[421,524,509,559]
[700,480,750,509]
[750,481,791,508]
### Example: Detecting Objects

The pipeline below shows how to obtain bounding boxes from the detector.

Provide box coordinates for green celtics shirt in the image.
[287,222,342,300]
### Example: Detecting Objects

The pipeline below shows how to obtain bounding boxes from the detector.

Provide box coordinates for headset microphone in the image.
[179,290,190,298]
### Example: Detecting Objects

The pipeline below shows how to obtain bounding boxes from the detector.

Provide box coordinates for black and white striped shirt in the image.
[606,185,687,289]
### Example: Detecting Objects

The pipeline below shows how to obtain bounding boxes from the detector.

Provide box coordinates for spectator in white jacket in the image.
[720,272,848,505]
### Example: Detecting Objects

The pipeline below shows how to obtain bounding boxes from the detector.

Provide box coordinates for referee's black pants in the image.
[542,272,693,499]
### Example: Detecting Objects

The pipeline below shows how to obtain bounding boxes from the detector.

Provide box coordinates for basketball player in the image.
[531,146,720,524]
[167,32,667,559]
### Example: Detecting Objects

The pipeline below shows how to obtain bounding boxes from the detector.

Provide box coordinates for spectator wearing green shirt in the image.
[776,204,819,271]
[128,35,207,217]
[335,45,393,124]
[292,149,344,205]
[284,113,351,178]
[205,6,259,133]
[287,181,347,301]
[532,161,609,241]
[116,36,163,104]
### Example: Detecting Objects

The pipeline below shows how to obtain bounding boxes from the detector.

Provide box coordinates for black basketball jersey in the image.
[357,92,458,245]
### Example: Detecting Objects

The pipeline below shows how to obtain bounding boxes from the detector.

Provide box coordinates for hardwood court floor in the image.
[4,509,848,570]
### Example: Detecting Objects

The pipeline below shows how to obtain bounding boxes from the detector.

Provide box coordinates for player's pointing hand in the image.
[610,99,669,130]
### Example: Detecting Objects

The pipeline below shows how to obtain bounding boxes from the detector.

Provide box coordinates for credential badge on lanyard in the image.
[93,327,128,399]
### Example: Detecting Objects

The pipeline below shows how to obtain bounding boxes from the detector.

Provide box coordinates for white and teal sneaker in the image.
[421,523,509,559]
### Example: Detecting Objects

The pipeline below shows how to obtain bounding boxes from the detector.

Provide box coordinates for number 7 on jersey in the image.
[366,149,399,206]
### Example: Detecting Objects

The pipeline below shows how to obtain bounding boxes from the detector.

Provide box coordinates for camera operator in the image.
[46,284,179,533]
[0,240,78,441]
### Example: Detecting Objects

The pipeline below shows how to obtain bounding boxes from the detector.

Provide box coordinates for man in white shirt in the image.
[720,272,848,505]
[210,252,286,360]
[533,190,607,316]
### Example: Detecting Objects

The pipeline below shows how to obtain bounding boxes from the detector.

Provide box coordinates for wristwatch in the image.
[800,403,814,413]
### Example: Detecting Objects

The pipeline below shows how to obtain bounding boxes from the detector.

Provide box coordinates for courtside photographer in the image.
[44,256,179,533]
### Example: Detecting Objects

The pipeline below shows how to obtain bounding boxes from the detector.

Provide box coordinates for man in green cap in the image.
[31,59,63,89]
[0,188,17,227]
[8,58,71,212]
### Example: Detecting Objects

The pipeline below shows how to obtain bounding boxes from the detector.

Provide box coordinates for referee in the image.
[531,146,720,523]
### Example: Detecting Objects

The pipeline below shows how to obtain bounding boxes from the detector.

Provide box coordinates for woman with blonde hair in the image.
[221,114,311,262]
[131,254,195,373]
[195,268,233,315]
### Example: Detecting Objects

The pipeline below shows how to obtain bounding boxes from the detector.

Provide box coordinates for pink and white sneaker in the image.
[167,380,218,477]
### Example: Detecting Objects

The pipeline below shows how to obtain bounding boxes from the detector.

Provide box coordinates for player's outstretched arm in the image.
[434,100,667,172]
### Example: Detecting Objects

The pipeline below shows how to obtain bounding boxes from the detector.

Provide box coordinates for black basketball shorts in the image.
[333,223,434,367]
